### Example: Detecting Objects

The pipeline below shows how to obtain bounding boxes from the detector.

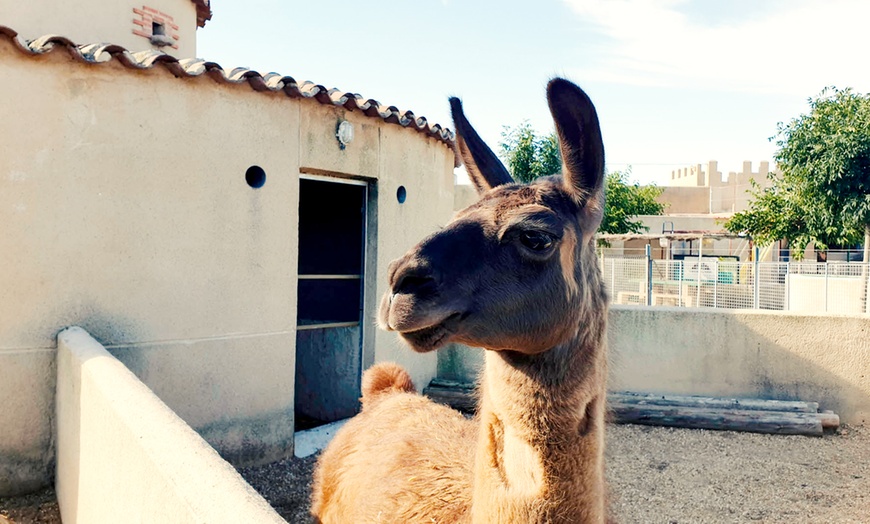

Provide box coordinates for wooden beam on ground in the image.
[610,392,819,414]
[819,410,841,429]
[422,380,476,413]
[608,402,824,436]
[422,380,839,436]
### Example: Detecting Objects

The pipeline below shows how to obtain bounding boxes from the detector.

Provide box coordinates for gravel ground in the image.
[3,424,867,523]
[240,423,870,524]
[0,487,60,524]
[605,423,870,523]
[239,454,319,524]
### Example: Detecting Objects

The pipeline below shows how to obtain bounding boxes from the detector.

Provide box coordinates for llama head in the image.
[379,78,605,354]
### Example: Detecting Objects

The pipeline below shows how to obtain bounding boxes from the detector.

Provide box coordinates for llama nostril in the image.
[394,270,436,296]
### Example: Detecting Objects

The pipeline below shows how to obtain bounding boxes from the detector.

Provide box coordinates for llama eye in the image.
[519,231,554,251]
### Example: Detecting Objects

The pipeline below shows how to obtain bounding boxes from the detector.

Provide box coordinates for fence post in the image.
[610,259,615,299]
[678,260,684,306]
[645,244,653,306]
[713,260,718,308]
[696,239,703,307]
[753,246,760,309]
[824,262,829,312]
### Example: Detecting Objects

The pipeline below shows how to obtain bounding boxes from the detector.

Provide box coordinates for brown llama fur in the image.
[360,361,417,408]
[311,78,611,523]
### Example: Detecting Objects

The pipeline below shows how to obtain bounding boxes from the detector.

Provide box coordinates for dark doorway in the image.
[294,176,367,431]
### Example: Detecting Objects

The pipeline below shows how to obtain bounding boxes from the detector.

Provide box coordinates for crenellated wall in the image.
[662,160,775,214]
[669,161,719,187]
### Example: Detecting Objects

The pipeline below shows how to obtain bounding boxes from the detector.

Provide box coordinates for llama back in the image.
[311,376,475,523]
[360,361,416,408]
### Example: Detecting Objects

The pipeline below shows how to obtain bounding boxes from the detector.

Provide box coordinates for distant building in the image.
[662,160,775,215]
[602,160,777,261]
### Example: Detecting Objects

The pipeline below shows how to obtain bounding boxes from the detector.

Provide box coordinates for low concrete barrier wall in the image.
[56,327,285,524]
[438,307,870,424]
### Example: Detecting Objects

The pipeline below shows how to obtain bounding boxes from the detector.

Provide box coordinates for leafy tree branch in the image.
[499,123,665,234]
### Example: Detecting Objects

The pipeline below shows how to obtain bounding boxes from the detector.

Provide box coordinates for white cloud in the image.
[562,0,870,95]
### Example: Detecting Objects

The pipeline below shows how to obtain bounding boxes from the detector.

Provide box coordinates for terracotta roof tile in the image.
[0,26,455,146]
[192,0,212,28]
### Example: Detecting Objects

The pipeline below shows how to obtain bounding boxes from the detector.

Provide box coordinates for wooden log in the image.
[609,402,824,436]
[422,380,840,435]
[422,382,477,413]
[427,378,476,391]
[610,392,819,414]
[819,411,840,429]
[425,381,821,415]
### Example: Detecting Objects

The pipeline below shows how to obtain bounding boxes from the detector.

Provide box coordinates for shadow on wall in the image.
[55,327,285,523]
[607,307,870,424]
[0,307,140,497]
[437,307,870,424]
[50,306,297,467]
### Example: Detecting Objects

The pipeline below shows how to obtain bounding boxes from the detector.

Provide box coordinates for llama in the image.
[311,78,610,523]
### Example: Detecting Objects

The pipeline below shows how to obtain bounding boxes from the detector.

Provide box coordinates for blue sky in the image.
[199,0,870,185]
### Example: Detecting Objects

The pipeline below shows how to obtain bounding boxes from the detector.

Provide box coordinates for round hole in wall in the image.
[246,165,266,189]
[397,185,407,204]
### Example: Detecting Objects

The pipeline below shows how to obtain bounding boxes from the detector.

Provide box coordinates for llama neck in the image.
[471,329,608,524]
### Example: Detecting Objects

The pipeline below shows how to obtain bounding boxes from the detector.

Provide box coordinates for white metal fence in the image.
[602,253,869,314]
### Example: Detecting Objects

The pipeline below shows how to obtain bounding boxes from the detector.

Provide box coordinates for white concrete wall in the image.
[438,307,870,424]
[0,349,54,496]
[298,102,456,391]
[371,125,456,389]
[453,183,478,212]
[0,30,455,494]
[0,0,198,57]
[0,42,300,483]
[56,327,284,524]
[608,307,870,423]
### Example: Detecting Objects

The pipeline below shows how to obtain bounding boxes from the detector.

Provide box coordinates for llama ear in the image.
[547,79,605,223]
[450,97,514,194]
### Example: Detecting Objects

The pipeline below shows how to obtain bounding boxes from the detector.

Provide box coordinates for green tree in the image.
[499,122,562,183]
[499,123,665,233]
[725,87,870,261]
[724,179,814,250]
[601,169,666,234]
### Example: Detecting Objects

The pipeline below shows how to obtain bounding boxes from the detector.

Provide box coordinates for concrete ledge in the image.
[56,327,285,523]
[437,308,870,425]
[608,307,870,424]
[106,333,296,467]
